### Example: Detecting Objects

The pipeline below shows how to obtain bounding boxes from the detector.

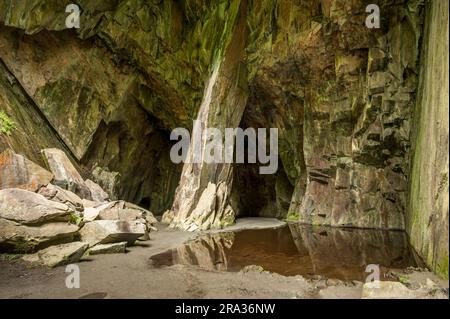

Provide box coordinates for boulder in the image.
[82,202,110,222]
[79,220,146,246]
[97,200,157,227]
[0,188,73,225]
[84,179,109,203]
[88,242,127,255]
[0,218,79,253]
[84,200,156,241]
[22,242,88,267]
[41,148,92,200]
[0,149,53,192]
[38,183,84,212]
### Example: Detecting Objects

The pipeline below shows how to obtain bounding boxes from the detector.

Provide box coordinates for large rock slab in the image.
[0,149,53,192]
[84,201,156,240]
[41,148,91,200]
[79,220,146,246]
[22,242,88,267]
[168,5,248,231]
[38,183,84,212]
[0,188,73,225]
[88,242,127,255]
[84,179,109,203]
[0,218,79,253]
[97,200,157,226]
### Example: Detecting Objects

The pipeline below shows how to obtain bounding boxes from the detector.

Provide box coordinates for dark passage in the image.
[149,224,420,281]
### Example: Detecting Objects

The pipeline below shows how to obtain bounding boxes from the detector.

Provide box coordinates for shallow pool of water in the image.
[149,224,420,281]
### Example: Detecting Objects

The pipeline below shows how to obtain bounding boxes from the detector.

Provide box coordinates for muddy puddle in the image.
[149,224,421,281]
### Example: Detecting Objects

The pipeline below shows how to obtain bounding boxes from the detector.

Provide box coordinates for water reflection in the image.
[149,224,419,280]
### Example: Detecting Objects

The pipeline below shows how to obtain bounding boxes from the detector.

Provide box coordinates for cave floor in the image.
[0,221,447,299]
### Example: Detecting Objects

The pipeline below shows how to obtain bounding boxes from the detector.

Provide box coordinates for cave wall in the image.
[407,0,449,279]
[234,0,424,230]
[0,0,258,215]
[294,0,421,230]
[0,58,77,168]
[0,0,424,223]
[0,26,182,213]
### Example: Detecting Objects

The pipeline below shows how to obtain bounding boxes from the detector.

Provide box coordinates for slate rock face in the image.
[407,0,449,279]
[0,149,53,192]
[0,0,420,228]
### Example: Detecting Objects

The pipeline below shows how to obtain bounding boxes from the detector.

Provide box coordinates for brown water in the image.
[149,224,420,281]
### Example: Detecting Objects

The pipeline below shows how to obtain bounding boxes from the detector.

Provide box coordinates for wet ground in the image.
[149,224,421,281]
[1,220,445,299]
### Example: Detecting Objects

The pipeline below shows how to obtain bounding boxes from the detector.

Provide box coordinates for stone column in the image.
[165,1,248,231]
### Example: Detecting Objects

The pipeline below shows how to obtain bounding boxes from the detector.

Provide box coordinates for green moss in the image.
[399,275,410,285]
[436,255,449,279]
[0,110,16,136]
[8,240,36,253]
[69,213,84,226]
[220,213,236,228]
[285,211,299,221]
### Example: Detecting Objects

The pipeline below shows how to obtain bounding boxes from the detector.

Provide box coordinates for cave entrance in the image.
[139,197,151,210]
[231,75,305,220]
[233,158,293,219]
[82,116,183,216]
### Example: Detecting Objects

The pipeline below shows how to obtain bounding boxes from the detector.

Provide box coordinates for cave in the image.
[81,116,183,215]
[0,0,448,300]
[232,83,299,218]
[230,66,306,220]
